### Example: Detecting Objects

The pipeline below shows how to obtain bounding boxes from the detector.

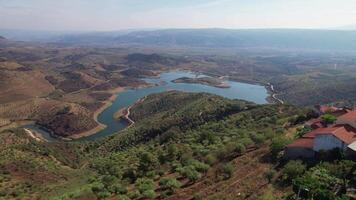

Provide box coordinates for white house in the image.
[285,126,356,159]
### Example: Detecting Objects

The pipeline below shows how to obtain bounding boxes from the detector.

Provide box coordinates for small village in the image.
[285,105,356,159]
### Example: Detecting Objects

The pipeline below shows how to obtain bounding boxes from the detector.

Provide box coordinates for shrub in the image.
[142,190,155,199]
[96,191,111,200]
[204,154,217,165]
[251,134,265,147]
[123,168,137,183]
[235,143,246,154]
[116,195,130,200]
[179,166,201,182]
[321,114,337,125]
[283,160,306,182]
[138,152,159,173]
[190,160,210,173]
[108,183,127,194]
[159,177,182,194]
[222,163,234,179]
[270,136,290,160]
[128,190,140,199]
[135,178,155,194]
[91,182,105,194]
[264,169,276,183]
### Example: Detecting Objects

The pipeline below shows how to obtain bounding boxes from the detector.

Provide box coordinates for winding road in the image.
[268,83,284,104]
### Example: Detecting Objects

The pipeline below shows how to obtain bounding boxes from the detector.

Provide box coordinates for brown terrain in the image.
[165,146,279,200]
[0,38,187,138]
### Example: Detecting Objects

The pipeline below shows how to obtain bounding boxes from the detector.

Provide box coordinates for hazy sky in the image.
[1,0,356,31]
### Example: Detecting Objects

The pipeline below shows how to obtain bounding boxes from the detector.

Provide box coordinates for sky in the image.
[0,0,356,31]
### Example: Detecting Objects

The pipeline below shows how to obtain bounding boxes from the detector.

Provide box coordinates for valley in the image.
[2,0,356,198]
[0,30,356,200]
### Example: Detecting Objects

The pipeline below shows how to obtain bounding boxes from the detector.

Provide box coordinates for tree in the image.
[282,160,306,182]
[222,163,235,179]
[235,143,246,154]
[116,195,130,200]
[333,160,356,193]
[91,182,110,200]
[138,152,158,174]
[159,177,182,194]
[321,114,337,125]
[190,160,210,173]
[179,166,201,182]
[135,178,156,199]
[264,169,276,183]
[270,136,290,160]
[142,190,155,199]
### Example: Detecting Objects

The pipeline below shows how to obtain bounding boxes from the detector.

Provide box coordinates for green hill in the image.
[0,91,354,200]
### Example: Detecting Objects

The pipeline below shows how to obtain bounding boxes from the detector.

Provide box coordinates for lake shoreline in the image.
[69,87,124,139]
[21,70,271,142]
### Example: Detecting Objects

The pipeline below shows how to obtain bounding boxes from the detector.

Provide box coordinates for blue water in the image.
[26,71,268,141]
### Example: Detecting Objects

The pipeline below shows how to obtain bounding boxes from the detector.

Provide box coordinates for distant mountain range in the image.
[2,29,356,51]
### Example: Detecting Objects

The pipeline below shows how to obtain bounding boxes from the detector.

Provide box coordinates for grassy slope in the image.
[0,129,94,199]
[79,92,305,199]
[0,91,318,199]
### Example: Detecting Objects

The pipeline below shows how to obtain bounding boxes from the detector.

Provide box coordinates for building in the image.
[315,105,350,117]
[336,110,356,129]
[285,109,356,159]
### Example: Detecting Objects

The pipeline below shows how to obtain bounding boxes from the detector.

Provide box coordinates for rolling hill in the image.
[51,29,356,52]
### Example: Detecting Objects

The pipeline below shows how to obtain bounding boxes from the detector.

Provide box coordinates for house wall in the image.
[346,148,356,159]
[313,135,346,152]
[336,119,356,129]
[284,147,315,159]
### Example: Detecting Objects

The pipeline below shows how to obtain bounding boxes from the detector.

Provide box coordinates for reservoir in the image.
[28,71,269,141]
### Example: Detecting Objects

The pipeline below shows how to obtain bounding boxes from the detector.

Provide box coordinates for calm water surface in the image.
[27,71,268,141]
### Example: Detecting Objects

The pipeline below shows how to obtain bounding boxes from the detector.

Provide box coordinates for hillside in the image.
[1,91,355,199]
[2,91,347,200]
[51,29,356,52]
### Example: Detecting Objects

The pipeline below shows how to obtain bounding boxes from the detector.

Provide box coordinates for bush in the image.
[142,190,155,199]
[204,154,217,165]
[159,177,181,194]
[235,143,246,154]
[135,178,155,194]
[240,137,254,147]
[96,191,111,200]
[217,163,234,180]
[122,168,137,183]
[282,160,306,182]
[251,134,265,147]
[128,190,140,199]
[321,114,337,125]
[116,195,130,200]
[138,152,159,173]
[270,136,290,159]
[190,160,210,173]
[264,169,276,183]
[179,166,201,182]
[108,183,127,194]
[91,182,105,194]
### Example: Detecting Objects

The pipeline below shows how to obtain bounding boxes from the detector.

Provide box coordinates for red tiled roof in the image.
[302,127,340,138]
[328,127,356,144]
[305,118,324,129]
[288,125,356,149]
[287,138,314,148]
[319,105,338,113]
[334,124,356,132]
[338,110,356,122]
[302,126,356,144]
